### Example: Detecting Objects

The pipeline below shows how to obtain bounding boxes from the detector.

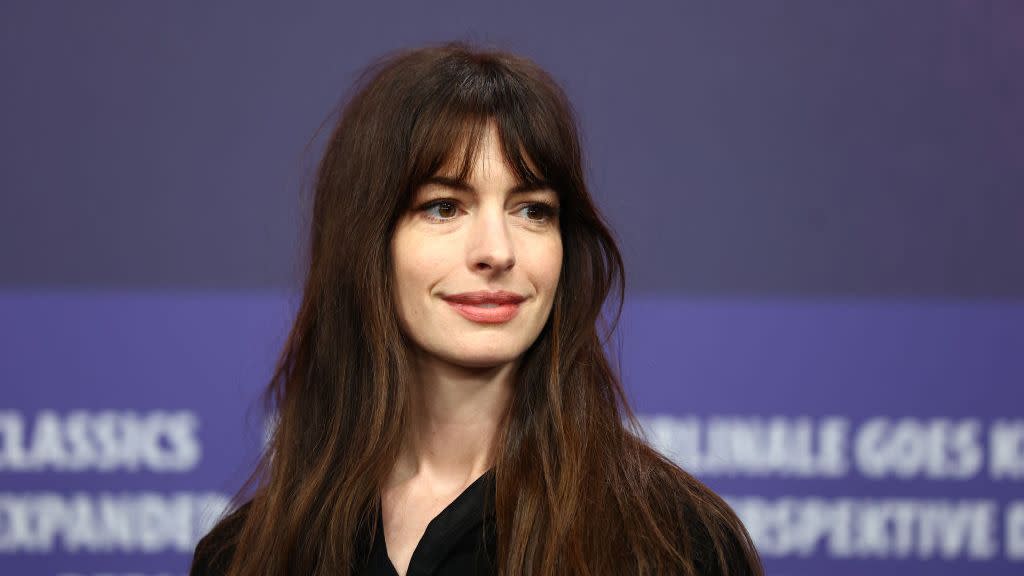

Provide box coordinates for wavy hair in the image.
[200,42,762,576]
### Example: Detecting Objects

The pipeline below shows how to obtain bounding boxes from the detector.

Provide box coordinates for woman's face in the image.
[391,122,562,370]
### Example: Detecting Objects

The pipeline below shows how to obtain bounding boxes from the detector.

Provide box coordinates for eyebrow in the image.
[421,175,555,195]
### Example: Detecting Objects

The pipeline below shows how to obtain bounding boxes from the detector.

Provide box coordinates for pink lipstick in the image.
[442,291,525,324]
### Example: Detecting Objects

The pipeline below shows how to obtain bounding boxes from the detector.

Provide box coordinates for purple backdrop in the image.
[2,1,1022,575]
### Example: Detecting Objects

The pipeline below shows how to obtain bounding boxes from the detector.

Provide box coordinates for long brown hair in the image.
[201,42,762,576]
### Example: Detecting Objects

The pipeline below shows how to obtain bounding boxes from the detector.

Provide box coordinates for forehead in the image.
[438,127,508,177]
[430,122,546,187]
[423,130,553,197]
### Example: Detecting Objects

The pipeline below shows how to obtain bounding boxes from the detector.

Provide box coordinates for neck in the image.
[390,351,514,488]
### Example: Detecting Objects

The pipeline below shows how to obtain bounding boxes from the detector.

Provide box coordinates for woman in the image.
[191,42,762,576]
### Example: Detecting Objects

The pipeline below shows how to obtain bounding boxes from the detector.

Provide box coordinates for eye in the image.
[420,199,460,222]
[516,202,558,224]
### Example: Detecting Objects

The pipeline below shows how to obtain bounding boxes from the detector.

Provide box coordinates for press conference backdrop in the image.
[2,2,1022,575]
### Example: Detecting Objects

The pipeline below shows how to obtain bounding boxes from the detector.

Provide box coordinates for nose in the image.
[466,207,515,273]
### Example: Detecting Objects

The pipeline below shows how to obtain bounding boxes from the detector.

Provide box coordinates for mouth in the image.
[442,290,526,324]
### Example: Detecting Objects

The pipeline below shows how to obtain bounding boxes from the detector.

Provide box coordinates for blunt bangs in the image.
[397,51,574,212]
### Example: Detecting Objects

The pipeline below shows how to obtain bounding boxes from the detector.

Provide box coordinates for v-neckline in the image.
[376,468,495,576]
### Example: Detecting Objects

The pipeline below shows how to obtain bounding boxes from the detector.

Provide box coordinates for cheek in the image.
[391,228,455,298]
[525,234,563,296]
[391,231,419,302]
[547,241,563,291]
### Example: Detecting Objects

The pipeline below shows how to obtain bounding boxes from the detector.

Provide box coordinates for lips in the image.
[442,290,526,324]
[442,291,526,305]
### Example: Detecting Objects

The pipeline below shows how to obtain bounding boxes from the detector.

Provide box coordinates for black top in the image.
[364,469,497,575]
[190,469,497,576]
[191,467,747,575]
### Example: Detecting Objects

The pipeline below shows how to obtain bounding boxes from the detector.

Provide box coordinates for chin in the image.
[448,351,520,370]
[438,342,525,370]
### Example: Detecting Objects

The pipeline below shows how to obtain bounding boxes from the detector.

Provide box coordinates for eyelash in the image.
[418,198,559,225]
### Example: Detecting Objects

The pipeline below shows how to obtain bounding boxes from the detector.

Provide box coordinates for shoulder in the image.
[627,434,763,576]
[190,500,252,576]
